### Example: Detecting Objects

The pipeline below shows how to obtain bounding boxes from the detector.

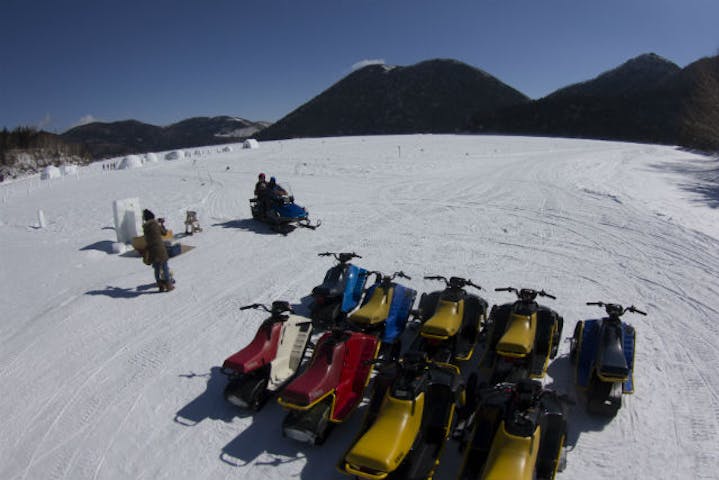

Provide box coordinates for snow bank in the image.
[144,153,159,163]
[243,139,259,149]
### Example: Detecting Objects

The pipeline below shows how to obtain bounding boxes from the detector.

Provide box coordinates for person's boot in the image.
[165,282,175,292]
[158,281,166,292]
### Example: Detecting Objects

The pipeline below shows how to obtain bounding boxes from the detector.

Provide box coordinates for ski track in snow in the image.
[1,135,718,479]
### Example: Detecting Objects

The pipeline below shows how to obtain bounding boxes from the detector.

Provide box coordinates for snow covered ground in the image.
[1,135,718,479]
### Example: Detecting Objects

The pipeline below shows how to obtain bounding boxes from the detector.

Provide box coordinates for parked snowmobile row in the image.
[216,252,646,479]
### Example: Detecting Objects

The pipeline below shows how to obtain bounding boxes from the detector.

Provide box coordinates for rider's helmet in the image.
[270,176,276,184]
[258,172,266,180]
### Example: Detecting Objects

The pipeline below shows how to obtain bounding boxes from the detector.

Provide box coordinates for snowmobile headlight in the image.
[226,394,249,408]
[284,427,315,444]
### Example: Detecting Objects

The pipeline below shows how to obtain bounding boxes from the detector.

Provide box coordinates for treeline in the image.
[1,126,88,166]
[682,55,719,152]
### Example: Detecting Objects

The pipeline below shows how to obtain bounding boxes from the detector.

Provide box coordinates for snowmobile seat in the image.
[497,312,536,357]
[482,422,540,480]
[222,321,283,374]
[597,323,629,381]
[280,334,345,407]
[350,286,394,326]
[421,299,465,339]
[344,392,425,475]
[334,334,380,419]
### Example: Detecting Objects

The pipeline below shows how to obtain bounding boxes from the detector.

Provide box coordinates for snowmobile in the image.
[570,301,644,416]
[339,351,465,480]
[221,301,312,410]
[482,287,564,382]
[347,270,417,359]
[250,188,320,233]
[309,252,370,330]
[277,327,381,445]
[411,275,489,364]
[457,379,567,480]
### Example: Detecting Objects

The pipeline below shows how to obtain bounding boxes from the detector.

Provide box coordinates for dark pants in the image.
[152,261,172,284]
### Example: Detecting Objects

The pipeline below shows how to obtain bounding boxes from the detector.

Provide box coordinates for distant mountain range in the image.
[60,116,269,159]
[469,53,717,146]
[32,53,719,162]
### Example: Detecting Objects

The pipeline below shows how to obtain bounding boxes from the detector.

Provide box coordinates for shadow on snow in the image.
[211,218,282,235]
[85,283,158,298]
[650,154,719,209]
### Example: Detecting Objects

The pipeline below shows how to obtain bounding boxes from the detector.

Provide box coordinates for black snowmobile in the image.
[457,379,568,480]
[339,351,465,480]
[309,252,370,330]
[482,287,563,382]
[570,301,644,416]
[411,275,489,364]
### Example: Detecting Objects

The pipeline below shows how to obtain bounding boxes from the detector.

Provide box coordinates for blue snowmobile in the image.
[347,271,417,360]
[250,181,319,232]
[570,302,645,416]
[309,252,371,330]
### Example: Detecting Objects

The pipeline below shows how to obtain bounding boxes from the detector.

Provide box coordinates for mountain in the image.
[547,53,680,99]
[257,59,529,140]
[61,116,268,159]
[470,53,718,147]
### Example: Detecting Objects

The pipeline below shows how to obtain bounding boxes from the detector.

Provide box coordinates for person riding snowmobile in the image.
[254,173,267,197]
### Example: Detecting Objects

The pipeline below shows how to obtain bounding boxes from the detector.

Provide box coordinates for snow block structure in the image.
[165,150,184,160]
[119,155,143,169]
[61,165,79,176]
[112,197,143,244]
[41,166,61,180]
[243,139,259,149]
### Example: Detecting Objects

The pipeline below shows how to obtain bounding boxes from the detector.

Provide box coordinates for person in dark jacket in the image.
[254,172,267,197]
[142,209,174,292]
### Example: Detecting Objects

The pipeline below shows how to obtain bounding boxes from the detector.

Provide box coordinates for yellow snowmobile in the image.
[412,275,488,363]
[457,379,568,480]
[482,287,563,382]
[339,351,465,480]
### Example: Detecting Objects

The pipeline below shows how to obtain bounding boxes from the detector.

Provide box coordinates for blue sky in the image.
[1,0,717,133]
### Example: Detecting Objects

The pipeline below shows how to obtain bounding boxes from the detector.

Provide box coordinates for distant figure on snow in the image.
[142,209,174,292]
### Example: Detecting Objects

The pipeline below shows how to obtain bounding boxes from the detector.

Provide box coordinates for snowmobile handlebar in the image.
[424,275,482,291]
[495,287,556,300]
[239,301,294,315]
[586,302,646,317]
[239,303,268,311]
[370,270,411,283]
[318,251,362,262]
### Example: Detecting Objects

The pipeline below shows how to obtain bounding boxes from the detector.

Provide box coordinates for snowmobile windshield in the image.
[392,368,428,400]
[319,267,346,294]
[512,301,537,316]
[504,406,540,437]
